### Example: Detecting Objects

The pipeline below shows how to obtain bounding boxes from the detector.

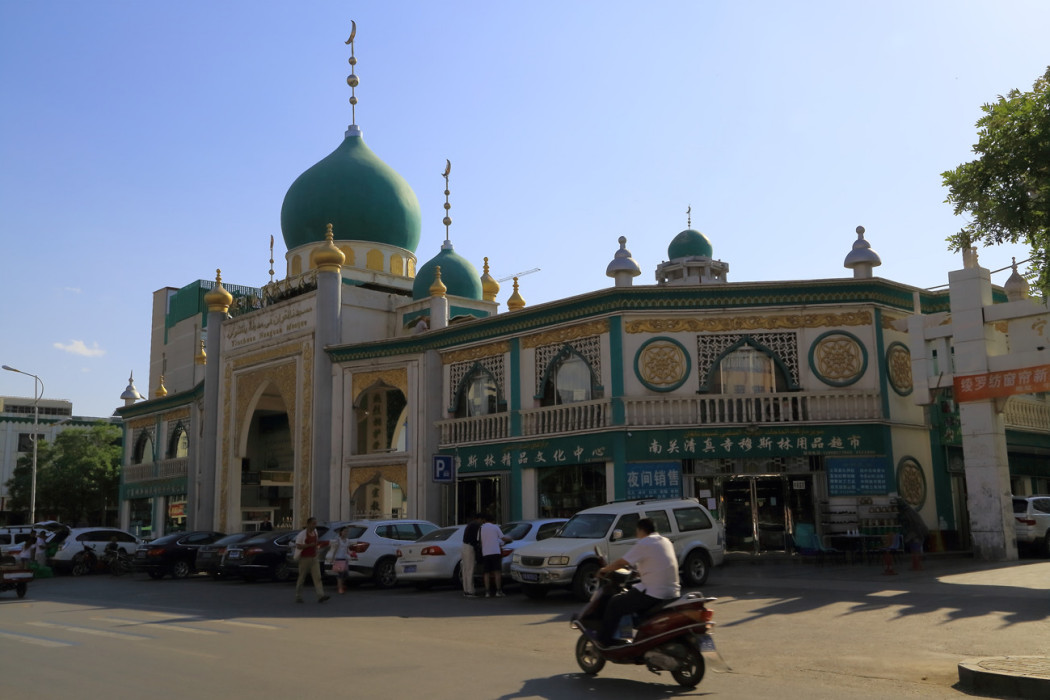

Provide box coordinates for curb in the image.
[957,657,1050,699]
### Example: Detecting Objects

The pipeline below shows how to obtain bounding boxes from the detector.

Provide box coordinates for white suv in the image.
[1013,495,1050,556]
[321,519,438,588]
[509,498,725,600]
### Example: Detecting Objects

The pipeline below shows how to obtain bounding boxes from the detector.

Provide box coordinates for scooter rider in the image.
[597,518,681,645]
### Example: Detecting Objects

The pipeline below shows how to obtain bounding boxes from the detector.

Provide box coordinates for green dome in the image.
[668,228,713,260]
[413,242,483,300]
[281,132,421,252]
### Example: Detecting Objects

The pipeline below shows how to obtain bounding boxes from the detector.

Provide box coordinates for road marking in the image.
[213,619,283,630]
[134,611,283,631]
[27,621,152,640]
[92,616,223,635]
[0,629,75,648]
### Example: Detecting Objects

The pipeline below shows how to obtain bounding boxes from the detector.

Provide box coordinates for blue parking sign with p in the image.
[433,455,454,483]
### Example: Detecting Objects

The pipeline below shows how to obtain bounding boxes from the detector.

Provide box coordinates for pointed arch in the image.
[452,361,505,416]
[701,335,798,393]
[168,422,189,459]
[536,343,603,404]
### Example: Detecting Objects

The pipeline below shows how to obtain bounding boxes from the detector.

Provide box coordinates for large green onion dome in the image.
[413,241,483,300]
[667,228,713,260]
[280,128,422,252]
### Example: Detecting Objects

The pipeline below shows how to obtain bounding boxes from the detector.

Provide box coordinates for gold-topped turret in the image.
[481,257,500,301]
[204,269,233,313]
[507,277,525,311]
[155,374,168,398]
[311,223,346,271]
[429,265,447,298]
[194,340,207,366]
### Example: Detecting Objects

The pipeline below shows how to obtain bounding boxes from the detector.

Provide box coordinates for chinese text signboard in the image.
[627,425,879,461]
[626,462,682,500]
[953,364,1050,402]
[826,457,890,496]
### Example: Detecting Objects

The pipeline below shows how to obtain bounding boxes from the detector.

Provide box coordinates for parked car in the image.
[222,530,310,582]
[499,518,568,575]
[395,525,475,589]
[50,527,142,575]
[134,531,226,579]
[195,532,258,579]
[0,530,35,562]
[509,497,725,600]
[1013,495,1050,555]
[325,519,439,588]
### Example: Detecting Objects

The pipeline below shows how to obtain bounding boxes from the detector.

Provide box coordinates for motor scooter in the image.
[569,552,721,688]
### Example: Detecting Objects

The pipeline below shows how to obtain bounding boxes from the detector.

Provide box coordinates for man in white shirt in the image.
[479,513,511,597]
[597,518,681,645]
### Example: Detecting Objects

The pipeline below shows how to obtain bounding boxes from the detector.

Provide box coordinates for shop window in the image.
[454,366,503,417]
[537,463,606,518]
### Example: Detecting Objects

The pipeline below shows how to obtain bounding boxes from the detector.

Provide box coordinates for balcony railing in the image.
[437,392,883,447]
[1004,398,1050,433]
[124,457,188,483]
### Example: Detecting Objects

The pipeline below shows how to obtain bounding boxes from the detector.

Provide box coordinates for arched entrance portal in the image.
[239,381,294,529]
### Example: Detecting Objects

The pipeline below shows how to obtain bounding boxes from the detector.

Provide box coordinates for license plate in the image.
[699,634,716,652]
[228,551,241,559]
[135,551,145,558]
[520,572,538,582]
[403,565,416,573]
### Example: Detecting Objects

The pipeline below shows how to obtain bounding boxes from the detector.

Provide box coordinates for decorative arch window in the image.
[354,384,408,455]
[454,366,503,418]
[168,424,189,459]
[540,346,602,406]
[134,432,155,465]
[710,342,790,394]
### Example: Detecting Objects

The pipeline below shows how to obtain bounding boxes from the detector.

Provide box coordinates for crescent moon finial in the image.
[345,20,356,45]
[441,159,452,243]
[443,159,451,178]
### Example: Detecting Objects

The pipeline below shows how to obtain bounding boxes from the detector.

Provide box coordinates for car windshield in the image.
[501,522,532,540]
[342,526,367,539]
[416,528,457,543]
[214,533,252,545]
[148,533,184,545]
[1013,498,1028,514]
[557,514,615,539]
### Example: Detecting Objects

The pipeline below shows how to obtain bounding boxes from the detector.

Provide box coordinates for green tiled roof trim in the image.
[115,382,204,418]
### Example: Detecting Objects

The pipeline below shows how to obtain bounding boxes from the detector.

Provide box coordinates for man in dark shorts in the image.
[479,513,511,597]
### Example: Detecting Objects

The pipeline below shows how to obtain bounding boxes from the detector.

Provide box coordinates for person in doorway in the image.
[293,517,329,604]
[897,499,929,571]
[479,513,511,597]
[597,518,681,646]
[326,526,353,594]
[461,513,483,597]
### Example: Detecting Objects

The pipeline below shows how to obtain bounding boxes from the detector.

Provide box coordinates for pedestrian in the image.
[35,530,48,568]
[479,513,511,597]
[897,499,929,571]
[326,526,353,594]
[260,517,274,531]
[461,513,483,597]
[293,517,329,604]
[18,532,35,570]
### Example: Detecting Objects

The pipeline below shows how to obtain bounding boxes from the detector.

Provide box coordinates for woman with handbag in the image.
[327,526,353,594]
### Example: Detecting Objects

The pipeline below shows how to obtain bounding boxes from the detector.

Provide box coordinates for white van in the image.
[509,498,725,600]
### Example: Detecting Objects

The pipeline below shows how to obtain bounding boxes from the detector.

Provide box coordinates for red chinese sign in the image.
[954,364,1050,402]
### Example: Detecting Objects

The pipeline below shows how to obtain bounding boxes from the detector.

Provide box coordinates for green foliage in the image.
[4,422,122,525]
[943,66,1050,292]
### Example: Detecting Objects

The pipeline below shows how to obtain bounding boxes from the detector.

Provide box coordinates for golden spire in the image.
[345,20,359,126]
[194,339,207,366]
[269,234,275,284]
[312,223,346,270]
[155,374,168,398]
[507,277,525,311]
[481,256,500,301]
[204,269,233,313]
[442,159,452,242]
[429,265,447,298]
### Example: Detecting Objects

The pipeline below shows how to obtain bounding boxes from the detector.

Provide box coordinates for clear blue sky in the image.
[1,1,1046,418]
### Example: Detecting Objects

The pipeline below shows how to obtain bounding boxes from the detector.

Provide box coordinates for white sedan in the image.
[395,525,473,589]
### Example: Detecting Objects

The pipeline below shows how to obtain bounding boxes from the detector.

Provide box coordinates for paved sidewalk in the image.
[717,551,1050,698]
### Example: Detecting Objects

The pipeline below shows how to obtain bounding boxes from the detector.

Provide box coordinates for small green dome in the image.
[281,131,421,252]
[668,228,713,260]
[413,241,483,300]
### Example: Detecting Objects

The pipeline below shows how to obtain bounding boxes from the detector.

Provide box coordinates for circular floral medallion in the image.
[886,342,913,396]
[635,337,690,392]
[897,458,926,509]
[809,331,867,387]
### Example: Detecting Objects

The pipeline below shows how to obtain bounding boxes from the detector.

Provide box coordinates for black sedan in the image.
[221,530,318,582]
[195,532,257,579]
[134,531,226,579]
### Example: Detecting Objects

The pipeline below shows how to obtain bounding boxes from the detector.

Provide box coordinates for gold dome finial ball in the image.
[349,56,357,66]
[856,226,865,235]
[349,96,358,105]
[347,74,359,88]
[442,216,452,227]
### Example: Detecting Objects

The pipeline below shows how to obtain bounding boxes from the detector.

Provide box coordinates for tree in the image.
[942,66,1050,291]
[4,423,122,525]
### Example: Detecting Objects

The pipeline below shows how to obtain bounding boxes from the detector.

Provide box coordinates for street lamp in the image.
[3,365,43,524]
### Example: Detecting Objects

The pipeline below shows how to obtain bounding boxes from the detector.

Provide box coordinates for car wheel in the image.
[71,554,92,577]
[274,563,295,583]
[521,583,549,599]
[575,634,605,675]
[670,642,705,687]
[171,560,192,579]
[572,561,600,601]
[16,582,27,598]
[374,558,397,589]
[148,570,166,580]
[682,549,710,587]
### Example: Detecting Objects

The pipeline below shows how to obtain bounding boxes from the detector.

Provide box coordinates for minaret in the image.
[843,226,882,279]
[481,257,500,302]
[606,236,641,287]
[120,371,144,407]
[198,268,233,530]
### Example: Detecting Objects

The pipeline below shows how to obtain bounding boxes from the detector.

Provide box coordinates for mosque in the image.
[115,27,1049,557]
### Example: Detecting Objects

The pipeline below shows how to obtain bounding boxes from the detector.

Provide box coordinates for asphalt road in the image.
[1,554,1047,700]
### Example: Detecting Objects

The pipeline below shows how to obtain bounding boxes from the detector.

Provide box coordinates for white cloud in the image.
[53,340,106,358]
